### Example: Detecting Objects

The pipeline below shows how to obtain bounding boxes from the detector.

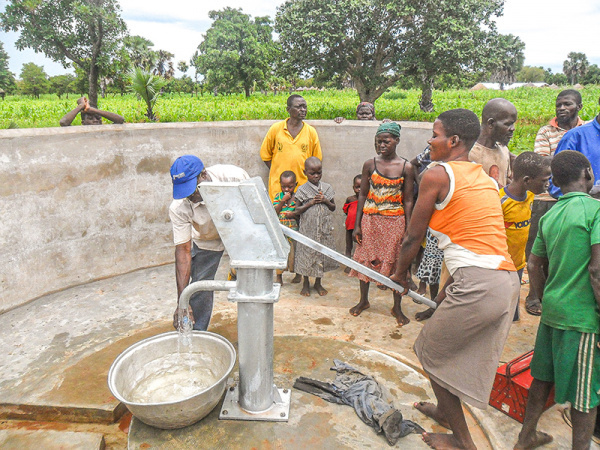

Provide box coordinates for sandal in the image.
[525,297,542,316]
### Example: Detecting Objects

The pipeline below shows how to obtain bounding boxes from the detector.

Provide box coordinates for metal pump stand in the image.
[178,177,436,423]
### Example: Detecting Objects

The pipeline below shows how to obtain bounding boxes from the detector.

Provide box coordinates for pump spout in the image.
[178,280,237,311]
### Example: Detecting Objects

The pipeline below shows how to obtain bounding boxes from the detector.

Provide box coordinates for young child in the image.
[499,152,551,320]
[343,174,362,273]
[349,122,414,326]
[515,151,600,450]
[293,157,338,296]
[273,171,300,285]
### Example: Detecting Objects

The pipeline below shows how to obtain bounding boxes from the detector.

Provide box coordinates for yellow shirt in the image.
[260,119,322,200]
[499,187,534,270]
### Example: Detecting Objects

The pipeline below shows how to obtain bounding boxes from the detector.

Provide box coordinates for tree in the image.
[517,66,545,83]
[563,52,589,85]
[582,64,600,85]
[400,0,504,111]
[49,74,76,98]
[488,34,525,90]
[177,60,189,75]
[543,68,567,86]
[276,0,412,104]
[196,8,277,97]
[0,41,16,92]
[154,50,175,79]
[129,68,166,121]
[124,35,156,70]
[1,0,127,107]
[276,0,506,108]
[20,62,49,98]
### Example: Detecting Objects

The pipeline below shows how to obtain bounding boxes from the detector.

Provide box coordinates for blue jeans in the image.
[190,244,224,331]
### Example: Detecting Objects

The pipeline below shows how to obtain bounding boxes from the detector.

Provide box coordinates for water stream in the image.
[127,312,219,404]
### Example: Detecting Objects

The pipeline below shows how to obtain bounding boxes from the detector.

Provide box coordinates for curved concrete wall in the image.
[0,120,432,313]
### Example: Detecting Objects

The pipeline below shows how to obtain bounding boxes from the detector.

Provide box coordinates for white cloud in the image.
[1,0,598,77]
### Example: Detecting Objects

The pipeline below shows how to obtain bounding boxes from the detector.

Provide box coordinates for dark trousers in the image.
[190,244,224,331]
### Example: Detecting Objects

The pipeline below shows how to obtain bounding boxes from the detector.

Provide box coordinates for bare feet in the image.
[344,266,351,274]
[422,431,475,449]
[314,283,328,296]
[416,308,435,321]
[275,274,283,285]
[514,431,553,449]
[391,307,410,326]
[291,273,302,284]
[414,402,450,429]
[300,285,311,296]
[417,282,427,296]
[350,301,370,316]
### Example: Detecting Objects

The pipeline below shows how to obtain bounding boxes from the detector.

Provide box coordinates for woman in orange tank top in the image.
[391,109,519,450]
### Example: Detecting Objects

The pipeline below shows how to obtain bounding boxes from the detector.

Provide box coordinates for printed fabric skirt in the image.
[349,213,405,284]
[416,229,444,285]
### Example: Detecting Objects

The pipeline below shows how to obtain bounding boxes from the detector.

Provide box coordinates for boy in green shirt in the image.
[515,151,600,450]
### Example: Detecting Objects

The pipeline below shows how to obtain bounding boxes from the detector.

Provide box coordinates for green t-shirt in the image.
[531,192,600,333]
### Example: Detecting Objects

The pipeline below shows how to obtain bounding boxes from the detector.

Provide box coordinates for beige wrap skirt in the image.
[414,266,520,409]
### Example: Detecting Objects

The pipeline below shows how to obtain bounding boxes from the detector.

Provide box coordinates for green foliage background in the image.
[1,87,599,154]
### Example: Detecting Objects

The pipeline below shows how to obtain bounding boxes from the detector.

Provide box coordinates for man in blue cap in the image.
[169,155,249,330]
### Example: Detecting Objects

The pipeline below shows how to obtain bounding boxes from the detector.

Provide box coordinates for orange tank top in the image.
[428,161,515,274]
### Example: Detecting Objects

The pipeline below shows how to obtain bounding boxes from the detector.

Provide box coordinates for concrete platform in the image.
[0,257,592,449]
[0,429,105,449]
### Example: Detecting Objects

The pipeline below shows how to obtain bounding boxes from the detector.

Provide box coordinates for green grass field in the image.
[1,87,599,154]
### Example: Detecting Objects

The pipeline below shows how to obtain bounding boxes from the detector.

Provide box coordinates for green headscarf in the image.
[375,122,401,137]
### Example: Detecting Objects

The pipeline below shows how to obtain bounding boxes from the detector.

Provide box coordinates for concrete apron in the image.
[0,258,587,449]
[128,334,488,449]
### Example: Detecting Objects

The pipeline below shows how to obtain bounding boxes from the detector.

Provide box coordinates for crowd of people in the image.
[167,92,600,449]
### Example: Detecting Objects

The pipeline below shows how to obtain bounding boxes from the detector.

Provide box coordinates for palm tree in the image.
[563,52,589,85]
[153,50,175,79]
[129,68,166,121]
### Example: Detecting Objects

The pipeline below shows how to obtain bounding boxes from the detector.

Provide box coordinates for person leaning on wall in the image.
[59,96,124,126]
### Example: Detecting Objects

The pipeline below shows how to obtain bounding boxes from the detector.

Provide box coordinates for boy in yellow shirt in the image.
[499,152,551,320]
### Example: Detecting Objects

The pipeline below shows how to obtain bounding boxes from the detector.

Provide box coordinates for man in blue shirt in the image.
[549,96,600,199]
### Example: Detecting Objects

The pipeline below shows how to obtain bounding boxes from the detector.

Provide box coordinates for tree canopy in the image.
[0,41,16,92]
[563,52,589,85]
[399,0,505,111]
[196,7,277,97]
[1,0,127,106]
[488,34,525,89]
[276,0,510,109]
[20,62,48,98]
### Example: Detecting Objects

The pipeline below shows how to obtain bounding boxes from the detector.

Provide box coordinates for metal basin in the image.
[108,331,236,429]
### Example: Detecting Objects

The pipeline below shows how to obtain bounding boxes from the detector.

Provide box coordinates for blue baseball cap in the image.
[170,155,205,199]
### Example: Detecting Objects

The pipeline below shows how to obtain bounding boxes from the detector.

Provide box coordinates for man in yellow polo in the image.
[260,94,322,200]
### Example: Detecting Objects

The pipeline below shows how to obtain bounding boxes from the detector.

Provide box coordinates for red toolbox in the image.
[489,350,555,423]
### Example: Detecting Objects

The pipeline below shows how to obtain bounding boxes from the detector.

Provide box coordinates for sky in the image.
[0,0,598,79]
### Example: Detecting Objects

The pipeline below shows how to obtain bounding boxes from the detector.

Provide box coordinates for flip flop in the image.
[525,298,542,316]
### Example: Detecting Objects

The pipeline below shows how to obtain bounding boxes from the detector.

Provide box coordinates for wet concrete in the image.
[129,336,488,449]
[0,258,593,449]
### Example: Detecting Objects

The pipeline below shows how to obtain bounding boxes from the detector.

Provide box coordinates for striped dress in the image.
[349,158,407,283]
[293,181,338,277]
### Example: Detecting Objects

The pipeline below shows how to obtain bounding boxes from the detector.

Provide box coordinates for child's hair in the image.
[551,150,591,187]
[437,109,480,150]
[512,152,550,180]
[304,156,321,170]
[280,170,296,183]
[353,174,361,184]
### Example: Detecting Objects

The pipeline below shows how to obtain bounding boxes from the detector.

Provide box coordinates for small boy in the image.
[499,151,551,320]
[294,157,338,296]
[515,151,600,450]
[273,171,300,285]
[343,174,361,273]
